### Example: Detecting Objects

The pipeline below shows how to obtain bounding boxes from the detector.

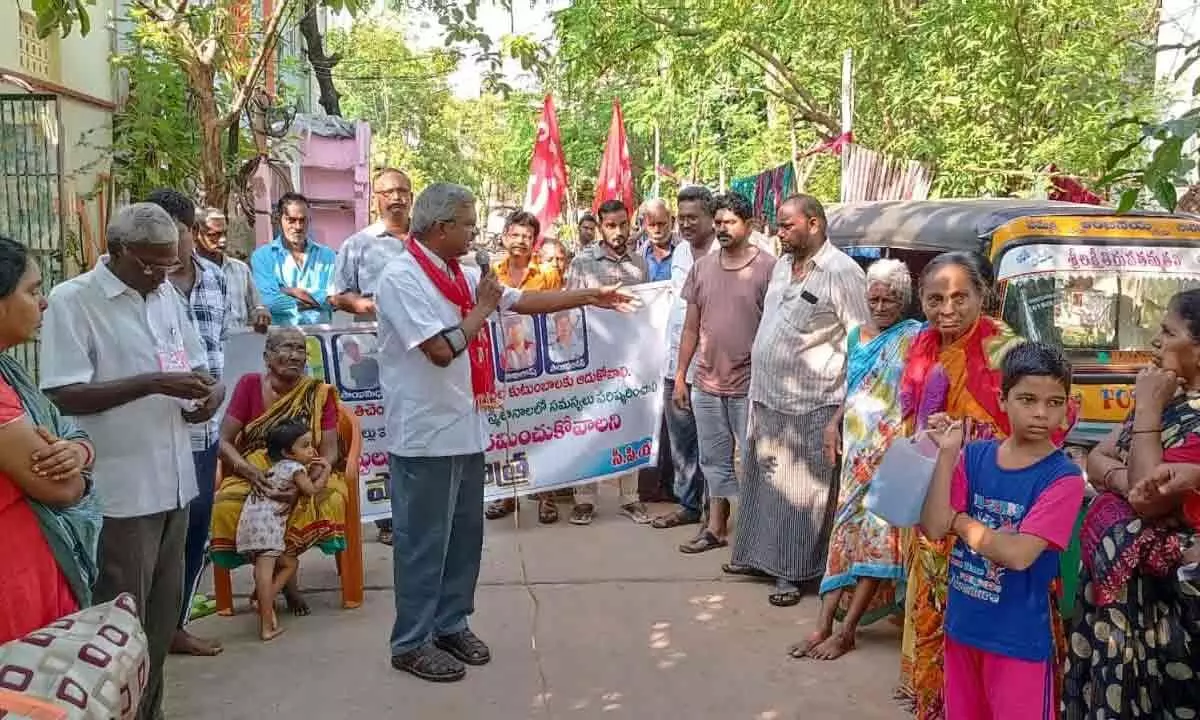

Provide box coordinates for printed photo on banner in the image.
[495,314,541,382]
[332,332,382,398]
[544,308,588,373]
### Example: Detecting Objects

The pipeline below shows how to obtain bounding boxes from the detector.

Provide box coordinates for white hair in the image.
[640,198,671,216]
[866,258,913,306]
[106,203,179,249]
[197,207,226,225]
[410,182,475,236]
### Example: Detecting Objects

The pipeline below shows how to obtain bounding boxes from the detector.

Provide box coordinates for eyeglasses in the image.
[375,187,411,198]
[128,252,182,276]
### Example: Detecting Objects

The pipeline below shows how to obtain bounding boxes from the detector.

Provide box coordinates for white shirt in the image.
[749,241,870,415]
[664,239,719,381]
[39,263,207,518]
[376,242,521,456]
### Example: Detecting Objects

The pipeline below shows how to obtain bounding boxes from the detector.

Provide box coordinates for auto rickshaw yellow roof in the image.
[825,199,1179,254]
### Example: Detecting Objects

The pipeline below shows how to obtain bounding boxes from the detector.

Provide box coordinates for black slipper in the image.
[679,530,728,554]
[721,563,772,578]
[768,590,802,607]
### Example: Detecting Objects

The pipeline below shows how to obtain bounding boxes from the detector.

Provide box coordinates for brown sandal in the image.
[651,509,702,529]
[538,498,559,524]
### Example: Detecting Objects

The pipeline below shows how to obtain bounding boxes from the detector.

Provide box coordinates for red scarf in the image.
[405,238,500,409]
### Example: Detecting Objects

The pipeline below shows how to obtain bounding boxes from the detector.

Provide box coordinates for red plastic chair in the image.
[212,403,364,614]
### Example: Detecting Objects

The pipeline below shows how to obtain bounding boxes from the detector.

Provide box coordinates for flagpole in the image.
[652,122,661,199]
[839,48,854,203]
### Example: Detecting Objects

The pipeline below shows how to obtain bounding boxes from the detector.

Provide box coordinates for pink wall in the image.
[253,120,372,250]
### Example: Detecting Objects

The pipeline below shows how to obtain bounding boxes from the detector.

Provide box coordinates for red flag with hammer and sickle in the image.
[523,95,569,244]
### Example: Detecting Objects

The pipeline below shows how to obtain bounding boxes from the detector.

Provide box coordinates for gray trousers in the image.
[691,389,749,499]
[388,453,485,656]
[94,508,189,720]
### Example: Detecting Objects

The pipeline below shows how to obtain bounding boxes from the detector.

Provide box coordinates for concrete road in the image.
[167,491,908,720]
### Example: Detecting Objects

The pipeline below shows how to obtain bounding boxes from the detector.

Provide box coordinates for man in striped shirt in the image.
[729,194,870,606]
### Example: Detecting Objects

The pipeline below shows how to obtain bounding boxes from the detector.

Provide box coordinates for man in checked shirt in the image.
[146,189,230,658]
[331,167,412,546]
[562,199,649,526]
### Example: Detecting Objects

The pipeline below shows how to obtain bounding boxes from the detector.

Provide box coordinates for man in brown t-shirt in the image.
[673,192,775,553]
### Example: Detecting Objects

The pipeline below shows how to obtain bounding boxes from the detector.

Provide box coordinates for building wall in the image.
[0,1,116,274]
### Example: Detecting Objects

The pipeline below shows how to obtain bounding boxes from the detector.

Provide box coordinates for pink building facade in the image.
[252,115,372,251]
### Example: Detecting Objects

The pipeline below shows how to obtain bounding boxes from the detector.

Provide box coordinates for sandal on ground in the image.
[721,563,772,579]
[538,499,559,524]
[569,504,595,525]
[678,530,728,554]
[768,590,803,607]
[651,509,702,529]
[377,528,393,546]
[391,645,466,682]
[485,498,516,520]
[434,629,492,666]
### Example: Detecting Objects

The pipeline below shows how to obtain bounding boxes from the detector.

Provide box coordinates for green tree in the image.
[552,0,1160,197]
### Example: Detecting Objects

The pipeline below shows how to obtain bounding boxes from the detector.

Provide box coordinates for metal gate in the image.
[0,93,64,380]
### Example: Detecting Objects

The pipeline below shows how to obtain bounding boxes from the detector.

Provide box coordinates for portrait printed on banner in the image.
[544,308,588,373]
[333,332,380,391]
[494,314,542,382]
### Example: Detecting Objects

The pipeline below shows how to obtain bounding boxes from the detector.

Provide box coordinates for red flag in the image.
[523,95,569,243]
[593,99,634,216]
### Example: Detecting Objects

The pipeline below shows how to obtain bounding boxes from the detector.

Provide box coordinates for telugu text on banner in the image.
[221,282,672,520]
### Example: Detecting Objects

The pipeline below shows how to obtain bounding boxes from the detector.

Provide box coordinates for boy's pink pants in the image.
[944,636,1055,720]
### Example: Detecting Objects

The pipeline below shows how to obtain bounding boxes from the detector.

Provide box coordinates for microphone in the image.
[476,247,492,277]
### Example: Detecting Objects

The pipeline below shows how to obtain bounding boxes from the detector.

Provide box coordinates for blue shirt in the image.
[945,440,1079,662]
[643,242,675,282]
[250,236,337,325]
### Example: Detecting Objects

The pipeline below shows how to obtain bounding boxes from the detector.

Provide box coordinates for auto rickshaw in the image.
[826,199,1200,453]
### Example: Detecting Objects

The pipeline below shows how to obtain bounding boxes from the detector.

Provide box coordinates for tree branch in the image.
[222,0,292,126]
[631,2,840,135]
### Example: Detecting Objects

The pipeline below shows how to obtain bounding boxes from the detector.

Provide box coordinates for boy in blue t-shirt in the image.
[921,342,1085,720]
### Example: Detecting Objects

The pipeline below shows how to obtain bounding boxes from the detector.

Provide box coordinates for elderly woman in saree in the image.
[209,327,348,615]
[1063,288,1200,719]
[0,235,102,642]
[896,251,1025,719]
[791,258,921,660]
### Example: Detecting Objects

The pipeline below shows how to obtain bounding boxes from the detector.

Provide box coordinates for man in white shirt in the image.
[195,206,270,331]
[40,203,225,720]
[331,167,412,546]
[376,183,634,683]
[651,185,718,531]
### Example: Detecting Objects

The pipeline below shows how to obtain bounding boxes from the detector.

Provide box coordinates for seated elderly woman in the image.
[1063,288,1200,717]
[209,327,348,614]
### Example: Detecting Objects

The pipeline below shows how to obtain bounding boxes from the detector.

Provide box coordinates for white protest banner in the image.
[221,282,672,520]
